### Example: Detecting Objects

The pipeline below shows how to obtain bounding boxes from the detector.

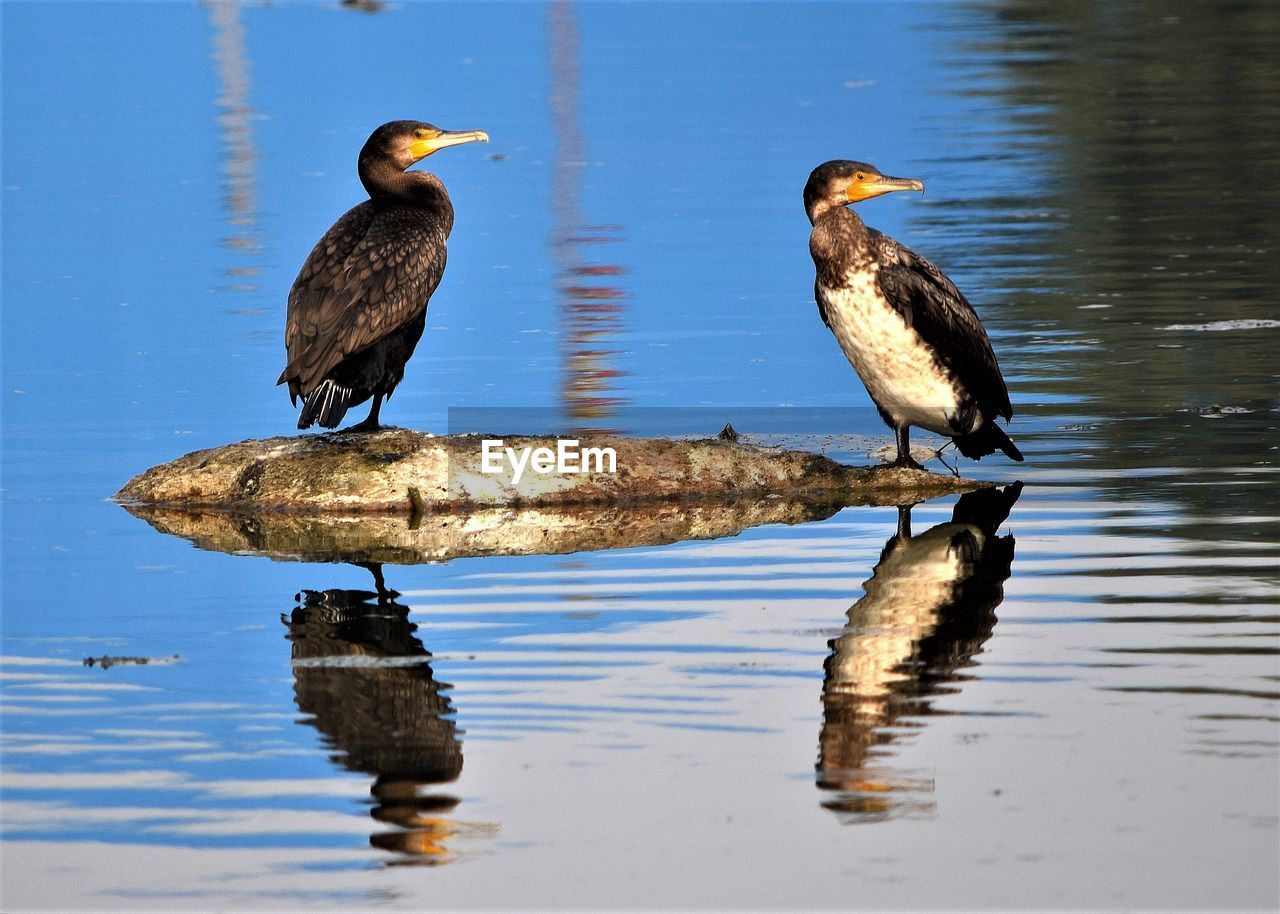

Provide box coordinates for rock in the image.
[113,429,981,514]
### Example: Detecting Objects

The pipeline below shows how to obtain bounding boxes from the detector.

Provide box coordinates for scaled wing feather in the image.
[871,230,1013,420]
[279,202,447,396]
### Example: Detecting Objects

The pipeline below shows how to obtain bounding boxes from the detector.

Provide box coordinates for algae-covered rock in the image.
[114,429,979,514]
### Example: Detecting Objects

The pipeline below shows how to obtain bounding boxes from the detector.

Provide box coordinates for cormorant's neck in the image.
[358,157,449,207]
[807,198,863,227]
[809,204,872,279]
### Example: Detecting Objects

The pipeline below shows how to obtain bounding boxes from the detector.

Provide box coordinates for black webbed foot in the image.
[337,393,384,433]
[887,425,926,471]
[339,416,382,434]
[888,454,927,472]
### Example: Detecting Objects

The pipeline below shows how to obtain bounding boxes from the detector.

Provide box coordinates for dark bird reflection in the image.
[284,563,492,862]
[817,482,1022,823]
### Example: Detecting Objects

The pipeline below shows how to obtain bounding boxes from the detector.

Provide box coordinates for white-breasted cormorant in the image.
[805,161,1022,467]
[278,120,488,431]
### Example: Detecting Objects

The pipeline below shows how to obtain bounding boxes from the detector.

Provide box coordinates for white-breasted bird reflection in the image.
[284,563,496,862]
[818,483,1022,823]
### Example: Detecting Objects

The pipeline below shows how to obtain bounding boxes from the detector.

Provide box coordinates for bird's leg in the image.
[934,442,960,478]
[355,561,400,604]
[890,426,925,471]
[881,503,914,556]
[343,395,384,433]
[896,504,913,540]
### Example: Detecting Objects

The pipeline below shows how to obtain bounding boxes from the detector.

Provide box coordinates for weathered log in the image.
[114,429,979,514]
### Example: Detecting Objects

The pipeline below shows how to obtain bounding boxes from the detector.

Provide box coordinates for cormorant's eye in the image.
[414,128,429,139]
[855,172,865,181]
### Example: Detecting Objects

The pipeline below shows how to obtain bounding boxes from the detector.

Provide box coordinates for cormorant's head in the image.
[804,160,924,221]
[361,120,490,172]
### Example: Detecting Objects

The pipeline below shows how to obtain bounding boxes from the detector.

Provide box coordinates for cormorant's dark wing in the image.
[278,202,447,397]
[871,230,1013,420]
[814,280,833,330]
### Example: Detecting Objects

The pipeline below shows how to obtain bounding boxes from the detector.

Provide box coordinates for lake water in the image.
[2,1,1278,910]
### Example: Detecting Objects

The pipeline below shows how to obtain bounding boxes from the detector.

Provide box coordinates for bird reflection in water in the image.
[818,482,1022,823]
[549,0,629,433]
[284,563,496,863]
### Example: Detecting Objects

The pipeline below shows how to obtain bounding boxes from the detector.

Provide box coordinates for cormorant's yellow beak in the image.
[409,129,489,160]
[845,172,925,204]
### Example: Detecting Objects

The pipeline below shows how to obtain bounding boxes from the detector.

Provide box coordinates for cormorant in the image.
[278,120,488,431]
[805,161,1023,468]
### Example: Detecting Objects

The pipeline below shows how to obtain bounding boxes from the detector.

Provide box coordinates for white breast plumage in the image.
[820,267,973,436]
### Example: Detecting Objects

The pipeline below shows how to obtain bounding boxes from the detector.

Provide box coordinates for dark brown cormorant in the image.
[278,120,488,431]
[805,161,1022,467]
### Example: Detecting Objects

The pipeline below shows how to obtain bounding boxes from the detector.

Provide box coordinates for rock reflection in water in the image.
[285,563,494,862]
[125,497,851,566]
[817,483,1022,823]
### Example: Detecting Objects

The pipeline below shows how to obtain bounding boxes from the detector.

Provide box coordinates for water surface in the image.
[2,2,1277,910]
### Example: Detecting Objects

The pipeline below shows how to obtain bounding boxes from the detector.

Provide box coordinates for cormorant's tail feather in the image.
[298,380,354,430]
[954,422,1024,462]
[990,424,1024,462]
